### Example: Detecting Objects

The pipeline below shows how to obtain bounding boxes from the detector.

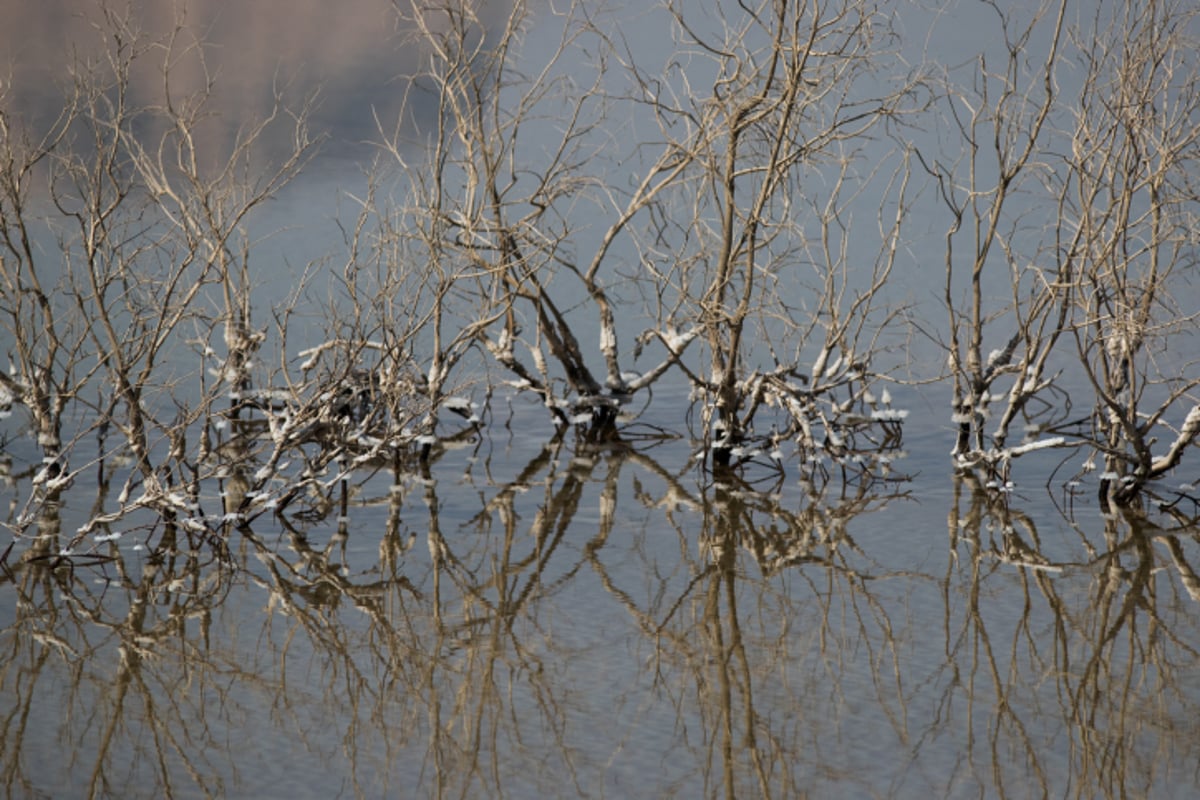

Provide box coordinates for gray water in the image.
[4,2,1200,798]
[4,383,1200,798]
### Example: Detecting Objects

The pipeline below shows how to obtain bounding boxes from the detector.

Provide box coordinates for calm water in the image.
[4,2,1200,798]
[4,383,1200,799]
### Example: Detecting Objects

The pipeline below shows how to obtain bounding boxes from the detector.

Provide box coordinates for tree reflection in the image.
[4,436,1200,797]
[1,497,238,798]
[939,472,1200,798]
[589,457,914,798]
[1064,507,1200,798]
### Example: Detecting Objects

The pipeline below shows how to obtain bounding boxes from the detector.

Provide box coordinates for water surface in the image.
[4,392,1200,798]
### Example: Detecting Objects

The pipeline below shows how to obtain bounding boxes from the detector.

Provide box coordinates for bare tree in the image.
[647,0,923,468]
[924,0,1200,505]
[78,7,314,494]
[919,0,1074,476]
[0,5,319,543]
[1063,0,1200,508]
[0,57,92,493]
[387,0,648,437]
[385,0,922,471]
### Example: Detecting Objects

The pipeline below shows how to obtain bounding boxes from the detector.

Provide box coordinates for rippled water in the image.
[4,381,1200,799]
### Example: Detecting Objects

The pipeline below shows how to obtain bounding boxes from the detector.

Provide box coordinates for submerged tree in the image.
[648,0,922,468]
[379,0,700,440]
[0,5,318,542]
[921,0,1075,475]
[9,0,1200,553]
[381,0,922,474]
[1064,0,1200,508]
[925,0,1200,506]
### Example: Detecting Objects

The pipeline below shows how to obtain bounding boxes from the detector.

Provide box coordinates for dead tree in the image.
[925,0,1200,505]
[388,0,923,467]
[1063,0,1200,508]
[920,0,1074,477]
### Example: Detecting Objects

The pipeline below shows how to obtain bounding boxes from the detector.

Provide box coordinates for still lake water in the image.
[4,2,1200,797]
[4,375,1200,798]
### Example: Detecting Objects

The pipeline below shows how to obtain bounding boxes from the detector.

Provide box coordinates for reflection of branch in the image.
[943,473,1200,796]
[1,509,241,797]
[584,435,915,793]
[1158,534,1200,604]
[940,474,1054,796]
